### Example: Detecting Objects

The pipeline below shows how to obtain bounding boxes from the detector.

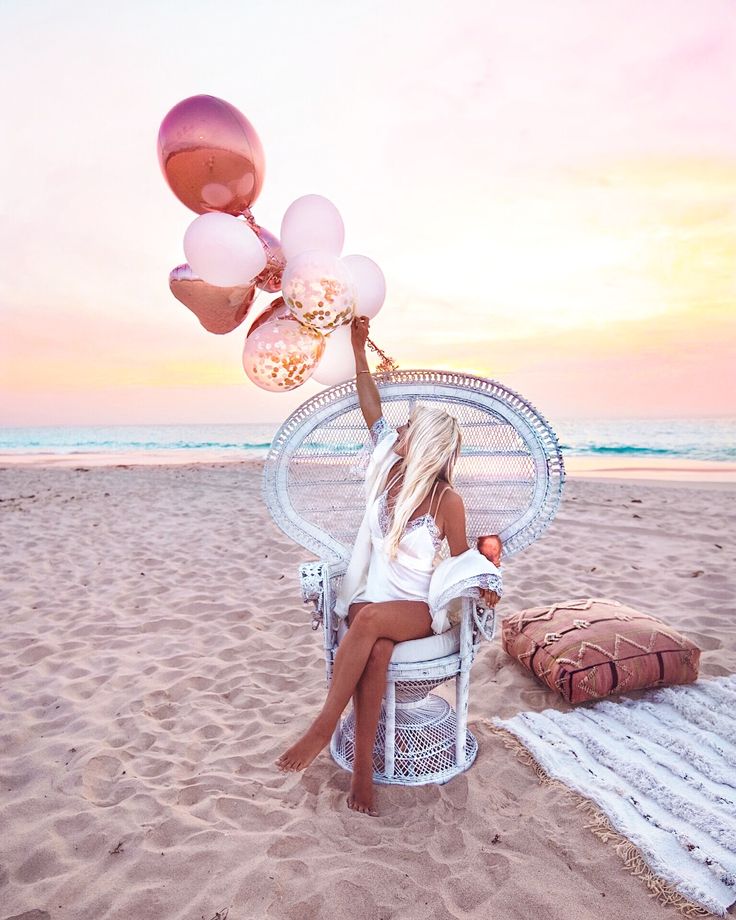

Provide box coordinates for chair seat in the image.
[336,618,462,663]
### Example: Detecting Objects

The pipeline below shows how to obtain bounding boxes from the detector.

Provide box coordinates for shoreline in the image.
[1,451,735,484]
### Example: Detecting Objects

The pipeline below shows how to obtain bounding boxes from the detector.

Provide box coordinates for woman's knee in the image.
[350,602,380,633]
[347,600,371,626]
[367,636,394,666]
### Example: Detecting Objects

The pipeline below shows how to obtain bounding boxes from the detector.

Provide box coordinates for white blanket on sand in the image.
[491,674,736,917]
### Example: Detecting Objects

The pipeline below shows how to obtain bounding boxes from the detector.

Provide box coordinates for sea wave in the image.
[1,419,734,463]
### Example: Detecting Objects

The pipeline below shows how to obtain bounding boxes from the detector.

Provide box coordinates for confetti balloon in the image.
[282,249,356,333]
[243,318,325,392]
[157,94,265,215]
[169,264,256,334]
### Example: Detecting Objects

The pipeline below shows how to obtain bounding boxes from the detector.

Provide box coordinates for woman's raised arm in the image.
[351,315,382,430]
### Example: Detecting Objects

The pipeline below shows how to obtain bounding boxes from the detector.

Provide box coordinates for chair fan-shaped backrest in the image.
[262,369,565,565]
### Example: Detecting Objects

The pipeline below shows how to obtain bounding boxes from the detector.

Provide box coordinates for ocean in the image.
[0,417,733,462]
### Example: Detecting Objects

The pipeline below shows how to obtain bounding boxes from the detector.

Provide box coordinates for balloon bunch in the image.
[158,94,397,392]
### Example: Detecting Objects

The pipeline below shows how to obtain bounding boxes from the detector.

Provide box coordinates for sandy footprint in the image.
[80,753,130,806]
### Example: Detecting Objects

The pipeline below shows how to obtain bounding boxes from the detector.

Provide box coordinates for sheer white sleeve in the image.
[369,415,394,447]
[349,416,398,484]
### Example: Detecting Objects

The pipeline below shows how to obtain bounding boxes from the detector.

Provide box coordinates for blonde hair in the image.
[382,403,462,561]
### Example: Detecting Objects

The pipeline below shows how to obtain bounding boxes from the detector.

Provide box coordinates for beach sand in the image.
[0,460,733,919]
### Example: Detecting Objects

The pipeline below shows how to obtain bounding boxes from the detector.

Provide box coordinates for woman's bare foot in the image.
[347,770,378,816]
[275,723,332,772]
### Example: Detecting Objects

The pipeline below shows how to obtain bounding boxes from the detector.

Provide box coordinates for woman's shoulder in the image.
[434,482,462,516]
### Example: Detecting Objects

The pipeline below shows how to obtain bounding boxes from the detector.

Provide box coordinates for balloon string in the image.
[365,335,399,373]
[261,262,283,290]
[240,208,285,293]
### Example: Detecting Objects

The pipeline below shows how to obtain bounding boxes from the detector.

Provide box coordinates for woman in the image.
[275,315,502,816]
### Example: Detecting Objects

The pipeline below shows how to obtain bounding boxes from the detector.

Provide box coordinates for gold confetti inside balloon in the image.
[243,318,325,392]
[282,249,356,333]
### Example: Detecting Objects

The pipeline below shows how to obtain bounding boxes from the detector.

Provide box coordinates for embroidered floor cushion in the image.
[500,597,700,704]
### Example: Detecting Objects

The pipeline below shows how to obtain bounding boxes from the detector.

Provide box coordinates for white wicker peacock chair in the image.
[262,369,565,786]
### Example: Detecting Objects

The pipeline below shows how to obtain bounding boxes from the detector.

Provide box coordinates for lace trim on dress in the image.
[430,571,503,615]
[377,490,444,552]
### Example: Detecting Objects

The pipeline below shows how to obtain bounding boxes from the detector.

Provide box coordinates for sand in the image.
[0,460,734,920]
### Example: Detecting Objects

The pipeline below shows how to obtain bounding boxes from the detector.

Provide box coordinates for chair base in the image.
[330,692,478,786]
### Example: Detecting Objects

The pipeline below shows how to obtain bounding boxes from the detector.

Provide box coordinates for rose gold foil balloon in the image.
[240,211,285,293]
[157,95,265,215]
[248,295,293,334]
[169,264,257,334]
[243,318,325,392]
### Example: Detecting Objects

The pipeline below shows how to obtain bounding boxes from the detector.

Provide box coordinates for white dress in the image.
[333,414,503,635]
[351,472,448,607]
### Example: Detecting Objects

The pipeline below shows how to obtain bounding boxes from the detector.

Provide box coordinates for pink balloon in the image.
[157,94,265,215]
[341,254,386,319]
[183,212,266,287]
[169,264,256,334]
[280,194,345,260]
[311,323,357,386]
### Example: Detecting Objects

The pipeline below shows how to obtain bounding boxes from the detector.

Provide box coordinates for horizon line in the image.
[1,413,735,429]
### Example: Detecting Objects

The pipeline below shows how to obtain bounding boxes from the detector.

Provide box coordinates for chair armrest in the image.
[299,561,328,630]
[455,596,498,666]
[299,560,347,631]
[472,598,498,642]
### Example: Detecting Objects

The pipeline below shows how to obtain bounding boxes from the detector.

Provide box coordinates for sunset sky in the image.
[1,0,734,426]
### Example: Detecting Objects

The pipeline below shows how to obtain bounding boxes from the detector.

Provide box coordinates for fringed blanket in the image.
[486,674,736,917]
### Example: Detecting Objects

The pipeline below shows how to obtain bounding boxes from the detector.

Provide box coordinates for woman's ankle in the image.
[311,713,336,738]
[351,760,375,781]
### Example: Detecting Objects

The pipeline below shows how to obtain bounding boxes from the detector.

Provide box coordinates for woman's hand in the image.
[476,535,502,607]
[478,588,501,608]
[477,534,502,567]
[351,315,370,352]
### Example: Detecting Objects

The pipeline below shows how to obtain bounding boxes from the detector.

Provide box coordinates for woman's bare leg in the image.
[275,599,432,772]
[348,635,394,816]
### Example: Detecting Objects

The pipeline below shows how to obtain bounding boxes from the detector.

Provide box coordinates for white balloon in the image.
[183,212,266,287]
[280,194,345,260]
[311,323,357,386]
[341,254,386,319]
